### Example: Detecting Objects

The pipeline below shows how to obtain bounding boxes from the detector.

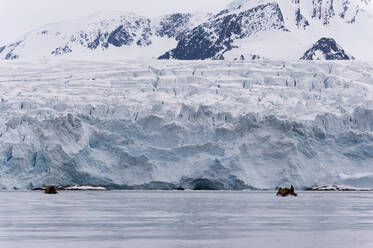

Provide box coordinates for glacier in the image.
[0,59,372,190]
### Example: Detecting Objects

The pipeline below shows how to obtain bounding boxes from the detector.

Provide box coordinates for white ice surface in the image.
[63,185,106,190]
[0,59,372,190]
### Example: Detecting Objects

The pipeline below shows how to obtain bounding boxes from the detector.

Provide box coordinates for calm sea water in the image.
[0,191,373,248]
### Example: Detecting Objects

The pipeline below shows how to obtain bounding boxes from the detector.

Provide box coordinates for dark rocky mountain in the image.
[155,13,199,40]
[0,11,209,60]
[301,37,354,60]
[159,3,286,60]
[158,0,373,60]
[0,0,372,60]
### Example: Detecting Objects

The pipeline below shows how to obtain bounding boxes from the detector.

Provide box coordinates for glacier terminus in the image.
[0,59,372,190]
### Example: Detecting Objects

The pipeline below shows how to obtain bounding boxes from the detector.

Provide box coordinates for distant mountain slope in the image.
[159,3,286,60]
[161,0,373,60]
[0,11,209,60]
[1,0,373,60]
[301,37,354,60]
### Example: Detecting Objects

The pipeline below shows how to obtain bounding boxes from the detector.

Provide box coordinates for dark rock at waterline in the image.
[180,177,254,190]
[103,181,179,190]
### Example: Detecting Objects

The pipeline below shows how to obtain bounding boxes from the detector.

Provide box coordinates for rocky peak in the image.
[301,37,354,60]
[159,2,286,60]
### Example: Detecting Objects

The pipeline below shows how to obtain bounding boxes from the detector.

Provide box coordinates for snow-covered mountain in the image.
[1,0,373,60]
[161,0,373,60]
[301,37,354,60]
[0,60,372,190]
[160,2,287,60]
[0,11,210,60]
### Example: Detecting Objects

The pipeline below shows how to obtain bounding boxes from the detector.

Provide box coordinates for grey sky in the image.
[0,0,233,45]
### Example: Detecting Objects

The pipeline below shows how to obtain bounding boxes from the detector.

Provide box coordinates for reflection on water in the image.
[1,191,373,248]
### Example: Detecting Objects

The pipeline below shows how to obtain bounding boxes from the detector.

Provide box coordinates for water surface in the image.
[1,191,373,248]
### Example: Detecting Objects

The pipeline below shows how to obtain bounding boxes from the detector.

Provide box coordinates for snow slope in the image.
[0,59,372,190]
[0,11,209,60]
[161,0,373,60]
[301,37,354,60]
[1,0,373,60]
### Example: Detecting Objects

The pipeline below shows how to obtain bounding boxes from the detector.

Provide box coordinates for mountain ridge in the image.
[1,0,373,60]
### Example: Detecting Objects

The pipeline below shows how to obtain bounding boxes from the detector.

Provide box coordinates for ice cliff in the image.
[0,60,372,190]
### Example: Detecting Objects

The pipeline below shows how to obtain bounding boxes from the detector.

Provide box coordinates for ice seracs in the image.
[0,60,372,190]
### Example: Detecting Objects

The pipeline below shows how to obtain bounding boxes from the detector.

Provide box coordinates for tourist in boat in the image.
[276,186,297,197]
[44,186,58,194]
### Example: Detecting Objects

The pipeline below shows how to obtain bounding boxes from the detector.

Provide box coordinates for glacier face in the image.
[0,60,372,190]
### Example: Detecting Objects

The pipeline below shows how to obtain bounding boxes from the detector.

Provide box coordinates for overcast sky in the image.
[0,0,233,45]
